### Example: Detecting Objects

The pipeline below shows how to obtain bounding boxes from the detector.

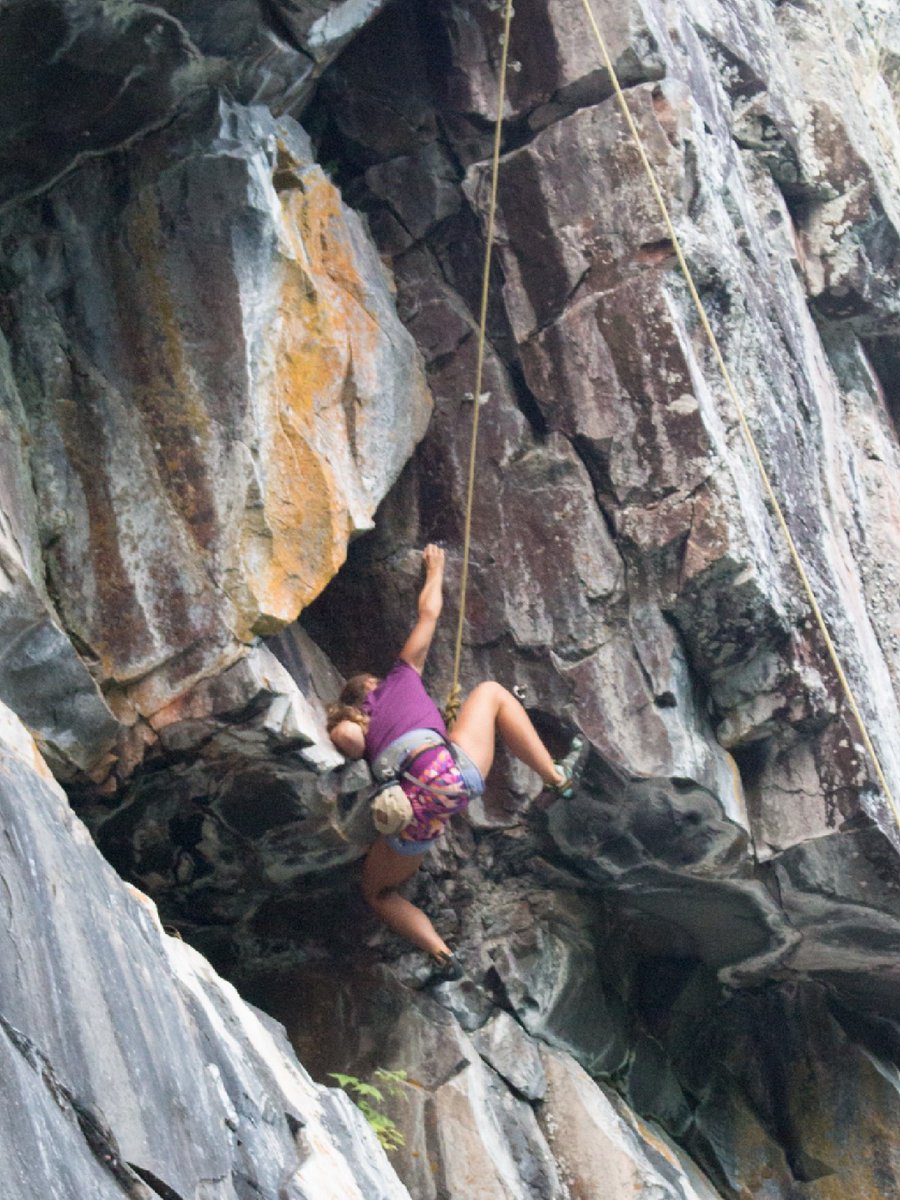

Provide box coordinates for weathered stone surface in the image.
[73,641,371,955]
[2,0,900,1197]
[0,0,396,210]
[257,963,564,1199]
[306,0,900,980]
[542,772,807,977]
[0,701,410,1199]
[322,0,664,134]
[538,1047,724,1200]
[489,920,629,1076]
[767,825,900,1000]
[260,3,900,1192]
[430,1047,562,1199]
[270,0,389,64]
[0,96,429,786]
[0,331,119,777]
[471,1009,548,1101]
[625,1035,693,1137]
[686,986,900,1199]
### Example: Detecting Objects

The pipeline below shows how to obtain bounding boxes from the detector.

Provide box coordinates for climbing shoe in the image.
[427,949,465,984]
[548,736,587,800]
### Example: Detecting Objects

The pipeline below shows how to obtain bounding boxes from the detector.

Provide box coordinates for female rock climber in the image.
[326,544,584,981]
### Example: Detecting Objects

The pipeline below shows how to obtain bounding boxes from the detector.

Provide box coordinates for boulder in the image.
[0,97,429,783]
[537,1047,724,1200]
[0,699,410,1199]
[0,0,393,209]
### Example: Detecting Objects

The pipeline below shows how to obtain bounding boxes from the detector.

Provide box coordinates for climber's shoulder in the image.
[330,720,366,760]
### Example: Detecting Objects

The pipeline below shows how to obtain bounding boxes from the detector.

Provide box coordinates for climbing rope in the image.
[444,0,515,726]
[574,0,899,828]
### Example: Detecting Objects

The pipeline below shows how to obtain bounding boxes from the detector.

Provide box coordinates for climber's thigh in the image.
[449,681,504,779]
[361,836,425,902]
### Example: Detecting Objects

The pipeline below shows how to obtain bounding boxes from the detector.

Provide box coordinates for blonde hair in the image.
[325,673,376,733]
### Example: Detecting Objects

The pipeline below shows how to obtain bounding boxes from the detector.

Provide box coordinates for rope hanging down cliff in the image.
[576,0,899,829]
[445,0,900,831]
[443,0,515,727]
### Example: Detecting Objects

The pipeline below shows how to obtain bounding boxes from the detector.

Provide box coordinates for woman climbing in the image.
[326,544,584,981]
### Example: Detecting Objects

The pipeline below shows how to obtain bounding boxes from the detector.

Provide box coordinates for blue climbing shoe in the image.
[549,736,587,800]
[427,949,465,984]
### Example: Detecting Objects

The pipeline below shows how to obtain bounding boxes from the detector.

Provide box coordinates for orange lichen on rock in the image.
[241,160,396,635]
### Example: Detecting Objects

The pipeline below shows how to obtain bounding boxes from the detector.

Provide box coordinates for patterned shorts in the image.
[386,742,485,854]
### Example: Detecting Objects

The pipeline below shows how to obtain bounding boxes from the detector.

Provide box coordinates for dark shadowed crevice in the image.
[729,737,770,800]
[259,0,305,53]
[506,358,549,437]
[861,335,900,434]
[570,433,619,532]
[301,523,409,681]
[728,739,772,856]
[128,1165,188,1200]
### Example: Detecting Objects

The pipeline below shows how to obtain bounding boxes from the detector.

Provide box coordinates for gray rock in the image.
[769,826,900,995]
[253,961,562,1198]
[537,1047,725,1200]
[625,1035,693,1138]
[430,1053,562,1199]
[0,95,429,788]
[0,1013,156,1200]
[308,0,900,1002]
[3,0,900,1196]
[471,1010,548,1101]
[687,984,900,1197]
[0,0,395,209]
[489,923,629,1077]
[0,703,410,1199]
[0,332,119,776]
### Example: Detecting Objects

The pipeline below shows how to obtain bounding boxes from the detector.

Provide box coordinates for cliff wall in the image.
[1,0,900,1197]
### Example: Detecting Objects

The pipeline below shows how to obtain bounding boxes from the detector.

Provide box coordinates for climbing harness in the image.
[444,0,900,830]
[367,728,476,845]
[371,728,448,781]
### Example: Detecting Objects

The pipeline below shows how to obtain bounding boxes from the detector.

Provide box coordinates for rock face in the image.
[0,93,429,781]
[0,0,390,208]
[311,0,900,821]
[1,0,900,1198]
[0,699,410,1199]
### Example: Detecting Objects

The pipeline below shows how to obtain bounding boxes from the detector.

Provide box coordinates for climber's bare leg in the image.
[361,838,450,957]
[450,682,562,786]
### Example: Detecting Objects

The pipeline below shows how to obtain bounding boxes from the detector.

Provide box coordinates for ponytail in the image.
[325,702,369,733]
[325,673,377,732]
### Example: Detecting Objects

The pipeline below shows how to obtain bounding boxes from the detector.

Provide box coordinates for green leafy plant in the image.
[329,1068,408,1152]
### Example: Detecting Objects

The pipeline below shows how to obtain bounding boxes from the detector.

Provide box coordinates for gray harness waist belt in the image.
[371,727,448,782]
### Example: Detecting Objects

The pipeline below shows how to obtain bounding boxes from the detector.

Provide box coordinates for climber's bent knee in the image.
[466,681,507,706]
[363,881,395,908]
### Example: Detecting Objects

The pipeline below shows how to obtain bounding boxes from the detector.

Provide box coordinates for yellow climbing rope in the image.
[444,0,515,727]
[575,0,900,829]
[445,0,899,834]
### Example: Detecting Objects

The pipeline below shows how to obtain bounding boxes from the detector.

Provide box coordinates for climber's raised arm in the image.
[398,544,445,674]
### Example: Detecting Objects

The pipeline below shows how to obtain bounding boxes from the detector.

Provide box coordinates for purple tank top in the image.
[362,660,447,762]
